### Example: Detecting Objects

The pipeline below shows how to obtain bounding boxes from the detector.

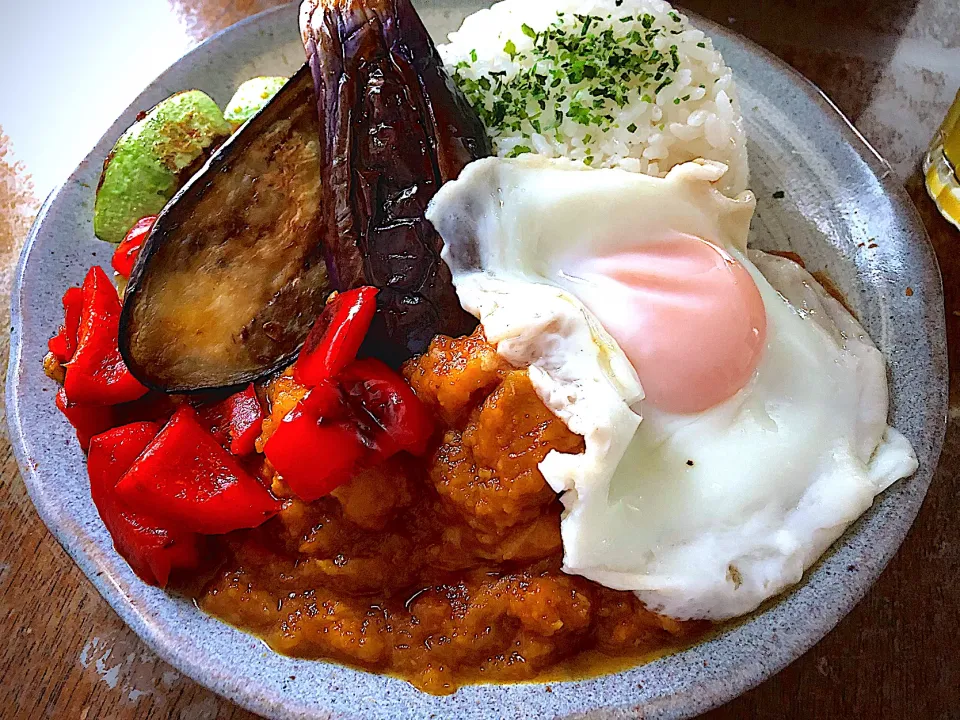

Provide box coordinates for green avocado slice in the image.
[93,90,232,243]
[224,76,289,129]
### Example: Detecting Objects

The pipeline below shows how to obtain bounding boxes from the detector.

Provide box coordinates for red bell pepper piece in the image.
[48,286,83,363]
[195,384,265,456]
[111,215,156,278]
[264,362,432,502]
[116,406,281,534]
[56,386,116,451]
[339,358,433,457]
[294,287,378,386]
[56,386,178,453]
[299,379,346,418]
[63,266,147,406]
[88,422,201,587]
[263,398,365,502]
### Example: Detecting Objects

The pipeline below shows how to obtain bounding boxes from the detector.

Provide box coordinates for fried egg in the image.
[427,156,918,620]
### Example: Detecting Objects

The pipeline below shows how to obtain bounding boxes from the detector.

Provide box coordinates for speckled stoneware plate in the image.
[7,2,948,719]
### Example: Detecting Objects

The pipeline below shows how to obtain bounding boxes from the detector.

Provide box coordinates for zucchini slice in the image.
[94,90,231,244]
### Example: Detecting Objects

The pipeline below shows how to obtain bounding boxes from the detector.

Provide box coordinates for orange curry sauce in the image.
[191,329,707,694]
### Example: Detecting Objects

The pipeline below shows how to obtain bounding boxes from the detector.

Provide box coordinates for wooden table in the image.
[1,1,957,718]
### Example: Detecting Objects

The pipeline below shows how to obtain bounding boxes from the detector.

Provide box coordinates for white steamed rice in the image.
[439,0,748,195]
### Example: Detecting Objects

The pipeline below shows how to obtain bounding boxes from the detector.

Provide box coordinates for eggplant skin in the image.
[120,66,327,392]
[301,0,491,366]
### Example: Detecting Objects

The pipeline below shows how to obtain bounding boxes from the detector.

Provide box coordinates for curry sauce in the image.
[192,330,706,694]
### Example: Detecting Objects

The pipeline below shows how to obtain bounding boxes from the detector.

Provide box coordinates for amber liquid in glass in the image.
[924,88,960,231]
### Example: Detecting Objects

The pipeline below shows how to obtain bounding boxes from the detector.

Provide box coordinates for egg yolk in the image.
[564,233,767,414]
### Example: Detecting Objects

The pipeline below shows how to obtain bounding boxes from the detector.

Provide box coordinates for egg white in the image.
[427,156,918,620]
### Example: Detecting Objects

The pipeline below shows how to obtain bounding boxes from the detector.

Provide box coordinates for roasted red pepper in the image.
[116,406,281,534]
[48,287,83,363]
[294,287,378,386]
[264,393,366,502]
[265,359,432,502]
[195,384,265,456]
[262,286,430,504]
[56,386,116,451]
[56,385,181,452]
[87,422,201,587]
[299,378,345,418]
[111,216,156,278]
[340,358,433,458]
[63,266,147,405]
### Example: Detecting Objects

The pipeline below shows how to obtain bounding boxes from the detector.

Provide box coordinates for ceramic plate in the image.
[6,3,948,719]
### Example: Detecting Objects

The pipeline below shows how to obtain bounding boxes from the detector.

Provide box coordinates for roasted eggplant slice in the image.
[120,65,326,392]
[301,0,491,365]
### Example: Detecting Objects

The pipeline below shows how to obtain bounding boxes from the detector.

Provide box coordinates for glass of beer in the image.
[924,87,960,231]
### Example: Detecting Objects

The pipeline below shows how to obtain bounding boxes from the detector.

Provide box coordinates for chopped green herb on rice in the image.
[440,0,748,195]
